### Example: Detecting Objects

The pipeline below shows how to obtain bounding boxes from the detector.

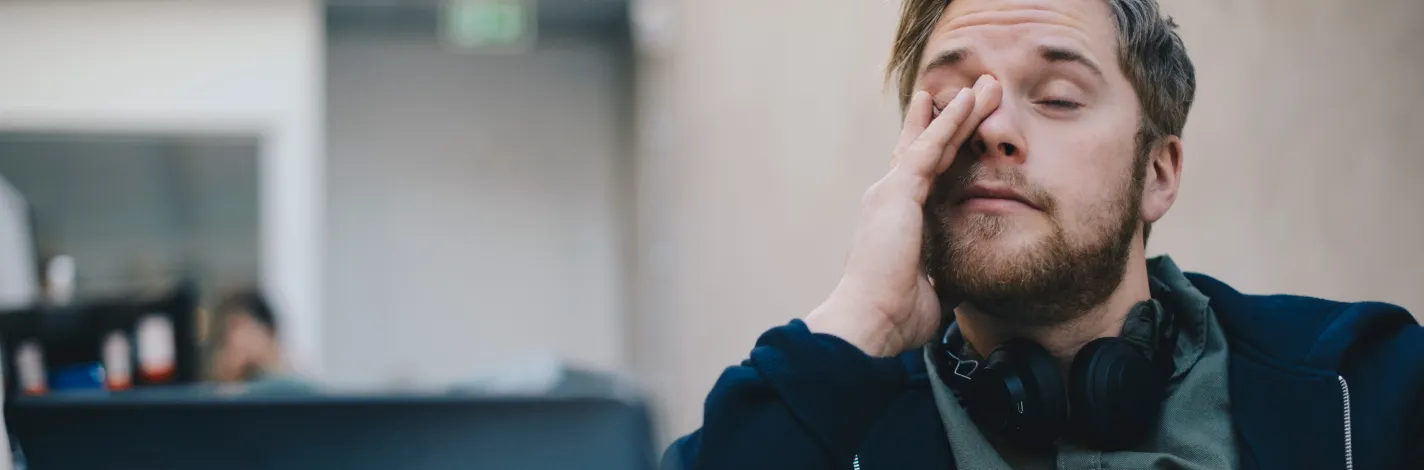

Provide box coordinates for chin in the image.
[950,240,1049,280]
[934,213,1061,291]
[948,212,1050,250]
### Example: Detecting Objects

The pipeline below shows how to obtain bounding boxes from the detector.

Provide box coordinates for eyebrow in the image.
[1038,45,1104,79]
[920,45,1105,79]
[921,47,971,75]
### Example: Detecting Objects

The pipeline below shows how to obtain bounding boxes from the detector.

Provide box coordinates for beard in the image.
[923,149,1147,327]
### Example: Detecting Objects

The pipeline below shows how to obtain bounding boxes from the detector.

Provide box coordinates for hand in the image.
[806,75,1002,357]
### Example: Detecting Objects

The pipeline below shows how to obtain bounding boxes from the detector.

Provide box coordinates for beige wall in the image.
[1150,1,1424,310]
[634,0,1424,444]
[632,0,901,443]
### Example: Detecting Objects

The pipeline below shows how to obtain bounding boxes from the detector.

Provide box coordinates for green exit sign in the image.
[442,0,535,52]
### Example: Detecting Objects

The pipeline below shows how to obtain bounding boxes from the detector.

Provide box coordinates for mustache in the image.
[940,163,1057,214]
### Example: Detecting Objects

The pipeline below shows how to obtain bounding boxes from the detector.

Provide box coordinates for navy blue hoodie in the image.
[662,272,1424,469]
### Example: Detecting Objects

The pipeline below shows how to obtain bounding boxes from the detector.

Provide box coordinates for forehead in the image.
[922,0,1119,69]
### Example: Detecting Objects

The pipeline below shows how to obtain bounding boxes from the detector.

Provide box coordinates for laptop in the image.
[5,388,659,470]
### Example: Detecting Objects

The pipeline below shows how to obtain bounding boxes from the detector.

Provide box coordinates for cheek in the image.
[1026,127,1135,225]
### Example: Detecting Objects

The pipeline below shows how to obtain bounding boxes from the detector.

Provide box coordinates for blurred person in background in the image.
[210,290,288,384]
[663,0,1424,469]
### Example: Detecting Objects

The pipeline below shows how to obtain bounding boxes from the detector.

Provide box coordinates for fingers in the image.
[894,91,935,158]
[942,75,1003,173]
[877,74,999,205]
[901,87,975,176]
[873,87,974,205]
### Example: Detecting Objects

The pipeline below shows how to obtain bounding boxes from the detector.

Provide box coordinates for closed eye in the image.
[1036,99,1082,110]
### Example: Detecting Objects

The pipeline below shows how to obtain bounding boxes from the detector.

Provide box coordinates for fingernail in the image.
[956,87,972,101]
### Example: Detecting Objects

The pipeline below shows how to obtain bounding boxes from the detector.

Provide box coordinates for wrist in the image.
[805,294,899,357]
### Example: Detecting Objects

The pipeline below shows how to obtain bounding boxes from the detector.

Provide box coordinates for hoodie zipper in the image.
[1338,375,1354,470]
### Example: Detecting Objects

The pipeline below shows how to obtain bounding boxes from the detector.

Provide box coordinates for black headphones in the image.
[930,298,1176,451]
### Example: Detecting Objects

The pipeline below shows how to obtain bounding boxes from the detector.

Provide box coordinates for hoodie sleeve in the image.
[660,320,911,470]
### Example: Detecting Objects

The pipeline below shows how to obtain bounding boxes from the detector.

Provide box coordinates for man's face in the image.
[212,311,277,382]
[918,0,1147,323]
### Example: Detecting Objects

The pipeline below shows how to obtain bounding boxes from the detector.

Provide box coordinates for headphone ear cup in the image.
[969,339,1067,449]
[1068,338,1163,450]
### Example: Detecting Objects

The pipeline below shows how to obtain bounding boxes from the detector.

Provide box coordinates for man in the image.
[210,290,289,384]
[662,0,1424,469]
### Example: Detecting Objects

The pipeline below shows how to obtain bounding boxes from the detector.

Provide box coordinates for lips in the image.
[956,183,1041,211]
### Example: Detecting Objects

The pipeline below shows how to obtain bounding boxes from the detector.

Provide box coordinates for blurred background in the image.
[0,0,1419,448]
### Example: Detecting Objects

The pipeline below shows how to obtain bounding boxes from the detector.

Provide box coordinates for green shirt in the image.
[924,256,1238,469]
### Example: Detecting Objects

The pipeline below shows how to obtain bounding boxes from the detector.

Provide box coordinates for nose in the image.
[969,100,1025,163]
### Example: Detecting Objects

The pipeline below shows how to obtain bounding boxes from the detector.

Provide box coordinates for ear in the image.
[1140,135,1183,225]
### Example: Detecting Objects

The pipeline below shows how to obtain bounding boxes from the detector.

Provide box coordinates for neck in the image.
[954,242,1151,372]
